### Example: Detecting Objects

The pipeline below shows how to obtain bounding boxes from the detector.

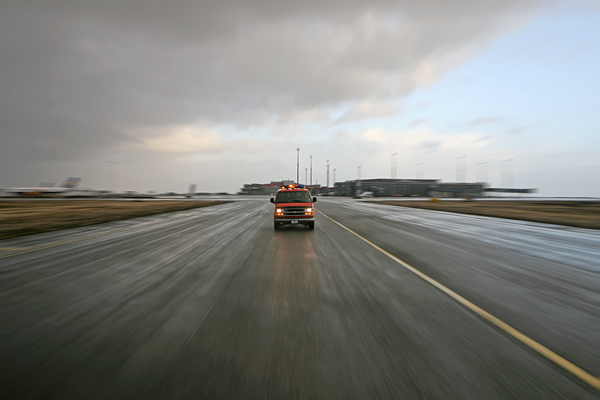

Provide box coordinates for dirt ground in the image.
[371,200,600,230]
[0,200,229,240]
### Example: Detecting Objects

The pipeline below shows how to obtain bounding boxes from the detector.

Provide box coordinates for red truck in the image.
[270,185,317,230]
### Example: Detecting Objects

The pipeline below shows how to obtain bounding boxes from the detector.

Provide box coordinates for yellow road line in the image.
[318,210,600,391]
[0,215,190,259]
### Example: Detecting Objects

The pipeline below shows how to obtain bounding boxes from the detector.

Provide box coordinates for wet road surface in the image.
[1,198,599,399]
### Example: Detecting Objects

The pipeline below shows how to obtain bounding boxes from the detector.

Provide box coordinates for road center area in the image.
[153,205,596,398]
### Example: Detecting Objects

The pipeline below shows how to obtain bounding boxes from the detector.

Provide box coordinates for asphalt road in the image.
[1,198,598,399]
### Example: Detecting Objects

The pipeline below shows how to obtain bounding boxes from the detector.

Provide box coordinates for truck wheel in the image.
[274,222,280,230]
[308,222,315,230]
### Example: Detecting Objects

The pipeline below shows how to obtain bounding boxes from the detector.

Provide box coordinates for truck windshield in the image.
[275,191,312,203]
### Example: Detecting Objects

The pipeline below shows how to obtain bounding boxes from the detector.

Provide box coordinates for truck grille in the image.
[282,207,307,216]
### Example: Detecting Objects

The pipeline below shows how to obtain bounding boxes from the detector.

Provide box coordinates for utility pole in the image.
[106,160,118,192]
[296,148,299,185]
[310,156,313,190]
[501,159,514,189]
[326,160,330,187]
[477,162,488,183]
[456,156,466,182]
[391,153,398,196]
[416,163,424,179]
[305,168,307,186]
[357,165,362,197]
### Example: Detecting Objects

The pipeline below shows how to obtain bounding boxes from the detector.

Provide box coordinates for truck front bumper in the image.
[274,216,315,226]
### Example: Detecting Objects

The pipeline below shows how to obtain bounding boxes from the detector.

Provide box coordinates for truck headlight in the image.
[276,208,282,213]
[306,208,313,212]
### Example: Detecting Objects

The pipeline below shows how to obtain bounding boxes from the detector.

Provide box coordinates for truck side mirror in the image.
[270,198,275,203]
[312,197,317,202]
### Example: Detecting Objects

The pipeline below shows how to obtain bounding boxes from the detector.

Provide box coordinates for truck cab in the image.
[270,185,317,230]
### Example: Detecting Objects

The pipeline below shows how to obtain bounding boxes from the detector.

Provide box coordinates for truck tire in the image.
[274,222,280,230]
[308,222,315,230]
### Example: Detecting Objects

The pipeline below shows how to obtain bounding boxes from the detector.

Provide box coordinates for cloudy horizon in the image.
[1,0,599,196]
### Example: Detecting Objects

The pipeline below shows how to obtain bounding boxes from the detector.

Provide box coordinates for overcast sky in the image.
[1,0,599,195]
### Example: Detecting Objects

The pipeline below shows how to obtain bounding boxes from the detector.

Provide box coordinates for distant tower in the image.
[310,156,313,189]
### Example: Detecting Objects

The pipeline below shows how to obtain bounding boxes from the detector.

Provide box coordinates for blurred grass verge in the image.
[0,201,230,240]
[370,200,600,230]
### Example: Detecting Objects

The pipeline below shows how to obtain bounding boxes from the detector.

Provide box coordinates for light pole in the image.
[456,156,466,182]
[501,159,514,190]
[391,153,397,179]
[310,156,313,190]
[416,163,424,179]
[106,161,118,192]
[333,169,336,185]
[326,160,330,188]
[477,162,488,183]
[305,168,308,186]
[296,148,300,185]
[357,165,362,196]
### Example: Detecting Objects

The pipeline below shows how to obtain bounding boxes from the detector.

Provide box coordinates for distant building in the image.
[332,179,492,198]
[429,182,487,198]
[241,178,534,198]
[334,179,439,197]
[238,180,294,195]
[484,188,537,194]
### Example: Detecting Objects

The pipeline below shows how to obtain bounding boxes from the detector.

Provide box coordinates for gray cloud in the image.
[1,0,547,189]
